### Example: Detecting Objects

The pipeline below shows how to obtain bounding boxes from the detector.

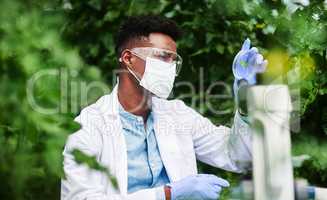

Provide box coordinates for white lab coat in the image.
[61,84,252,200]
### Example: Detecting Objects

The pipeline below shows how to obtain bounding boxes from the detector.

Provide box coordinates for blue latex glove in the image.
[168,174,230,200]
[232,38,267,85]
[232,39,268,117]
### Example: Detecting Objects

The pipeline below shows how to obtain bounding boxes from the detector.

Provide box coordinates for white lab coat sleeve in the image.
[61,128,157,200]
[190,108,252,173]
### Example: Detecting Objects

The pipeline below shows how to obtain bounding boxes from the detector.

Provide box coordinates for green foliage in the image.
[293,135,327,186]
[1,0,326,199]
[0,0,106,199]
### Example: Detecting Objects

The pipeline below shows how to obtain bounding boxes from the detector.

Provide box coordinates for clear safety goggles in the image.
[130,47,183,76]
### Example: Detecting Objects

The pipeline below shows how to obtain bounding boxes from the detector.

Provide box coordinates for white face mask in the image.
[127,56,176,99]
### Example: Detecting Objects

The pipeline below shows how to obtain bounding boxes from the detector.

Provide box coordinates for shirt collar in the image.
[118,101,153,125]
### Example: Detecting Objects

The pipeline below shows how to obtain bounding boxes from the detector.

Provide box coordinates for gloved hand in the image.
[232,38,267,85]
[168,174,230,200]
[232,38,268,117]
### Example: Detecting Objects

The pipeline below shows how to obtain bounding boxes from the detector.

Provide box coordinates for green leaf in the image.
[104,11,120,22]
[72,149,118,189]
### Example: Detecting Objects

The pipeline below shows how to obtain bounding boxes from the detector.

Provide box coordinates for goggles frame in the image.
[129,47,183,76]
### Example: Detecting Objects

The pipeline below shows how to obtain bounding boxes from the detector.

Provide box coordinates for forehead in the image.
[141,32,177,52]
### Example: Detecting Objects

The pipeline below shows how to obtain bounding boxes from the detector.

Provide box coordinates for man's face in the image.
[121,32,177,79]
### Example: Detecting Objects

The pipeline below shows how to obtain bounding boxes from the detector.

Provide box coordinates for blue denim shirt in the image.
[118,103,170,197]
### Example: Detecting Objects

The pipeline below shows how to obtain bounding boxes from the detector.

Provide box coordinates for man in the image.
[61,15,267,200]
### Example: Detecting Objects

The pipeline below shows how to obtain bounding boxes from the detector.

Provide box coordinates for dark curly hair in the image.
[115,15,182,57]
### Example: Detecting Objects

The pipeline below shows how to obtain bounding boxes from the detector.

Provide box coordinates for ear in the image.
[119,50,133,67]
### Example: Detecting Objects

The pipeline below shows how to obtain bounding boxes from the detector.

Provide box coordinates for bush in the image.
[0,0,326,199]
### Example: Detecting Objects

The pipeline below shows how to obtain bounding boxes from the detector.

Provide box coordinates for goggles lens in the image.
[130,47,183,75]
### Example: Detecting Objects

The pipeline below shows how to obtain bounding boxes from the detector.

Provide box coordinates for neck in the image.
[117,72,151,121]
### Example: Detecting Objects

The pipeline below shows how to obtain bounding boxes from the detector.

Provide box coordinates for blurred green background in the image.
[0,0,326,199]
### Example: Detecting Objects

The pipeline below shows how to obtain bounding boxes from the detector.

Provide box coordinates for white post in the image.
[247,85,294,200]
[315,188,327,200]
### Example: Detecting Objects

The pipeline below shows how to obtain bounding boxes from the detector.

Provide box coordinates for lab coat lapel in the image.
[152,98,182,182]
[102,85,128,194]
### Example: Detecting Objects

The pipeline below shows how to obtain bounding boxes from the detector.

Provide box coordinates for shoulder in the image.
[74,94,112,129]
[65,94,113,153]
